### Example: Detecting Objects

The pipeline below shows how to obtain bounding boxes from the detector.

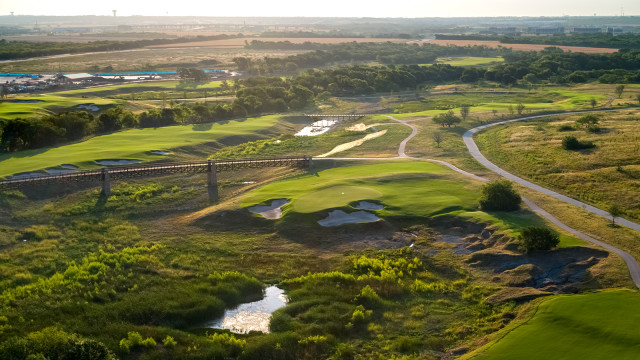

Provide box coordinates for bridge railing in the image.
[0,156,311,189]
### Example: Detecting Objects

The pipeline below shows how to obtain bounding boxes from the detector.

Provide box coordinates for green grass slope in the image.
[470,290,640,360]
[0,115,280,177]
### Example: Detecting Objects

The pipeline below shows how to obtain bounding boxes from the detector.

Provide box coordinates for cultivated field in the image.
[423,39,619,54]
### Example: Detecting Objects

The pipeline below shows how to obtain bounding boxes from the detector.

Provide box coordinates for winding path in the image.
[317,112,640,288]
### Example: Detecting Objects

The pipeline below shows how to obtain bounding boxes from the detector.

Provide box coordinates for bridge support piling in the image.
[207,160,218,202]
[101,168,111,197]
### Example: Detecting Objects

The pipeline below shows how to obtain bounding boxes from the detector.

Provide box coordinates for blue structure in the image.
[92,69,226,76]
[0,73,40,79]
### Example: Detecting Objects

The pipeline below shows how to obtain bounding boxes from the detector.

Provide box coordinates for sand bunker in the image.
[208,286,288,334]
[249,199,290,220]
[96,159,142,166]
[347,123,387,131]
[318,210,380,227]
[77,103,99,111]
[150,150,172,155]
[10,172,47,180]
[45,164,78,175]
[355,201,384,211]
[316,130,387,158]
[295,119,338,137]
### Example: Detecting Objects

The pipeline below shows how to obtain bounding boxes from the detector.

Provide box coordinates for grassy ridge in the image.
[0,94,117,119]
[469,290,640,360]
[0,115,281,177]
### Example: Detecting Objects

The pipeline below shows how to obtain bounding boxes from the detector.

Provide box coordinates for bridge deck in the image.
[0,156,311,188]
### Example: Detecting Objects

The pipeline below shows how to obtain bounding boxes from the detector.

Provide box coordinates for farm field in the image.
[0,115,283,178]
[148,37,408,48]
[467,290,640,360]
[475,110,640,221]
[422,39,619,53]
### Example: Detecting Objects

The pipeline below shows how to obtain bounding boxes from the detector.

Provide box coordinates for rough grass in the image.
[0,115,281,178]
[475,110,640,220]
[432,56,504,67]
[468,290,640,360]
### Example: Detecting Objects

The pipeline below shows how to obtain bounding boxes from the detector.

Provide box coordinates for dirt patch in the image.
[467,247,608,292]
[421,40,618,54]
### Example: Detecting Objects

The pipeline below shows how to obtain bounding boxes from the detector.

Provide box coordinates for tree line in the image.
[0,34,243,61]
[435,33,640,50]
[238,42,502,74]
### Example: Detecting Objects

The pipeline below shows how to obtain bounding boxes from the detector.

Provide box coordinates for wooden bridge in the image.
[0,156,312,201]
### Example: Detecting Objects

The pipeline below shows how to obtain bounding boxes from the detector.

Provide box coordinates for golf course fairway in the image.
[469,290,640,360]
[0,115,281,177]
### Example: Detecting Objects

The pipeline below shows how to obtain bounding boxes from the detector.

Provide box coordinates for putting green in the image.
[468,290,640,360]
[242,161,480,217]
[294,185,382,213]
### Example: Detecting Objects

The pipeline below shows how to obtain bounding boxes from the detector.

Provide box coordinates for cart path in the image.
[318,111,640,288]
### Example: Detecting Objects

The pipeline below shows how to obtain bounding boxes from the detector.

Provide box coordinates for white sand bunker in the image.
[77,103,99,111]
[150,150,172,155]
[355,201,384,211]
[295,119,338,137]
[318,210,380,227]
[249,199,290,219]
[347,123,387,131]
[316,130,387,158]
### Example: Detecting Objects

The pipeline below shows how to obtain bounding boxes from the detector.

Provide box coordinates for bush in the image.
[557,125,574,132]
[562,136,595,150]
[518,226,560,253]
[478,180,522,211]
[162,336,177,348]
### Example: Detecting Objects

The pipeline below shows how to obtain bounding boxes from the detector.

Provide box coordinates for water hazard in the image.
[206,286,288,334]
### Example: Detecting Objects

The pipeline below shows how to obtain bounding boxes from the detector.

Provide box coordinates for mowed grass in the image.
[392,87,610,119]
[242,161,477,216]
[433,56,504,67]
[53,80,224,98]
[0,115,281,177]
[475,110,640,220]
[0,94,117,119]
[469,290,640,360]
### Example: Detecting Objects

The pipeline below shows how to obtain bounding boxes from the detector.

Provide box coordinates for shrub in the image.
[478,180,521,211]
[162,336,177,348]
[562,136,595,150]
[119,332,156,353]
[557,125,574,132]
[0,328,116,360]
[518,226,560,253]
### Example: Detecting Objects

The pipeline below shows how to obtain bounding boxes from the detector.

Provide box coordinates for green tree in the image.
[432,131,443,147]
[590,98,597,108]
[615,85,625,99]
[575,114,599,129]
[432,110,461,127]
[460,105,470,120]
[479,180,522,211]
[608,204,624,226]
[516,103,525,115]
[518,226,560,253]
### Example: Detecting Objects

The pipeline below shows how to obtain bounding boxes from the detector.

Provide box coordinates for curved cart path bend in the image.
[464,109,640,288]
[319,112,640,288]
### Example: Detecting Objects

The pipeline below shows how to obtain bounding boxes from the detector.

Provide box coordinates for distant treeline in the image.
[435,33,640,49]
[238,42,502,74]
[259,31,413,39]
[4,48,640,153]
[0,34,244,61]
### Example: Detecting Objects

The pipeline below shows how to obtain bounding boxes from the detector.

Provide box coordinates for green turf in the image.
[437,56,505,66]
[0,115,280,177]
[470,290,640,360]
[242,161,476,217]
[54,80,223,97]
[0,94,117,119]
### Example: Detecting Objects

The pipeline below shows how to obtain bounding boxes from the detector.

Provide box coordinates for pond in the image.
[206,286,287,334]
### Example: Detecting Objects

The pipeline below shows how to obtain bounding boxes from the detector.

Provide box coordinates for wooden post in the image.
[207,160,218,202]
[101,168,111,197]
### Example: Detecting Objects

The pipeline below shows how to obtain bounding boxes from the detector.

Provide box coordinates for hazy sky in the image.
[1,0,638,17]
